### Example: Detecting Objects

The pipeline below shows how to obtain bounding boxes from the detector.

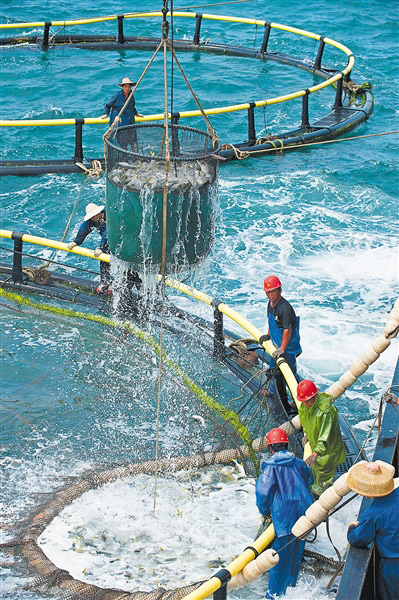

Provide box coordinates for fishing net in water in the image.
[3,303,301,600]
[104,124,220,274]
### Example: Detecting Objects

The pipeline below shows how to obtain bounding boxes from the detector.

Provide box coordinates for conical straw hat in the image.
[347,462,394,497]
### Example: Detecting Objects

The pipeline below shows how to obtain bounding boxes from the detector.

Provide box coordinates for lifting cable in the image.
[153,0,172,515]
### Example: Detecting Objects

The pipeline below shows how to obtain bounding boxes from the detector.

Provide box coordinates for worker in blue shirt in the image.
[259,275,302,414]
[100,77,143,126]
[67,203,111,294]
[347,461,399,600]
[256,428,314,599]
[99,76,144,152]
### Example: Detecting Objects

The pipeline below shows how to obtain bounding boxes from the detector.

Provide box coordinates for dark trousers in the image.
[266,533,305,599]
[100,243,111,285]
[269,353,300,413]
[379,557,399,600]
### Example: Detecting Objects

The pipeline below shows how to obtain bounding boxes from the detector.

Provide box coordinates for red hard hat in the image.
[266,428,289,445]
[264,275,282,292]
[297,380,318,402]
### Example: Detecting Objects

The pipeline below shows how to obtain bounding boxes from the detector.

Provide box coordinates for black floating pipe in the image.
[260,22,271,55]
[213,569,231,600]
[334,76,343,109]
[193,13,202,45]
[314,37,325,70]
[11,232,24,283]
[117,15,125,44]
[248,102,256,144]
[212,300,225,360]
[42,22,51,51]
[301,90,310,129]
[73,119,84,162]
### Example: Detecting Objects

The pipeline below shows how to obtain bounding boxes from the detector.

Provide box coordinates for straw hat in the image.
[84,203,105,221]
[347,462,395,497]
[117,77,137,87]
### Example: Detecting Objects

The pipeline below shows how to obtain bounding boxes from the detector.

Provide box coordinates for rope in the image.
[103,40,164,142]
[32,159,104,273]
[273,493,358,556]
[153,1,172,513]
[75,159,102,177]
[0,244,98,275]
[303,549,340,568]
[221,143,250,160]
[351,391,388,466]
[166,39,219,145]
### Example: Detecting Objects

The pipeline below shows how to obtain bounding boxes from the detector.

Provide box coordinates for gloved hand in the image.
[259,334,270,345]
[66,241,77,250]
[347,521,359,531]
[383,392,399,406]
[272,348,284,359]
[305,453,318,466]
[98,114,108,119]
[93,248,102,257]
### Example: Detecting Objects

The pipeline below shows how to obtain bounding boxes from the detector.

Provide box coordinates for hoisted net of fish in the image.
[104,123,221,273]
[12,330,299,600]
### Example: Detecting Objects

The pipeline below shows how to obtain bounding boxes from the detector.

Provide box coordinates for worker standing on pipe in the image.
[259,275,301,414]
[100,77,143,126]
[255,428,314,599]
[99,77,143,151]
[297,379,345,496]
[346,462,399,600]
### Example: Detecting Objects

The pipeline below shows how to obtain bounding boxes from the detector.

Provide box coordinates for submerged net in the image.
[1,285,302,600]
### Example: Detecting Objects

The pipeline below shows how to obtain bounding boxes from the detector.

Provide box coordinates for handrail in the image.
[0,228,298,398]
[0,12,354,128]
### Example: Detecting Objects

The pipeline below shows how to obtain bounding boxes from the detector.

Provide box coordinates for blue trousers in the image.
[379,557,399,600]
[266,533,305,599]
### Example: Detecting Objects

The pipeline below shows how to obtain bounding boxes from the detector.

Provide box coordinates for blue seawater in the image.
[0,0,398,598]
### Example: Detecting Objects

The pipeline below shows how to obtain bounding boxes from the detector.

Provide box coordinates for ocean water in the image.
[0,0,398,598]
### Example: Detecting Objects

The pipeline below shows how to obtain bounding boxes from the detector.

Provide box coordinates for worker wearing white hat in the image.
[99,77,143,126]
[67,203,111,294]
[347,462,399,600]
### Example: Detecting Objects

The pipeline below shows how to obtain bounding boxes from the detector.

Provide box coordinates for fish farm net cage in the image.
[2,325,300,600]
[104,123,220,271]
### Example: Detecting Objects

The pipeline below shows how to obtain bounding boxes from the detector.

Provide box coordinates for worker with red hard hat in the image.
[259,275,302,414]
[256,427,314,599]
[297,379,345,496]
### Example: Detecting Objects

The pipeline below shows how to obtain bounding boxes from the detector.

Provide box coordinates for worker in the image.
[67,203,111,294]
[259,275,302,414]
[297,379,345,496]
[99,76,144,151]
[346,461,399,600]
[100,77,143,126]
[256,427,314,599]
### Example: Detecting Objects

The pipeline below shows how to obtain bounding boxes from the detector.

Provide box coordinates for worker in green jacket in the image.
[297,379,346,496]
